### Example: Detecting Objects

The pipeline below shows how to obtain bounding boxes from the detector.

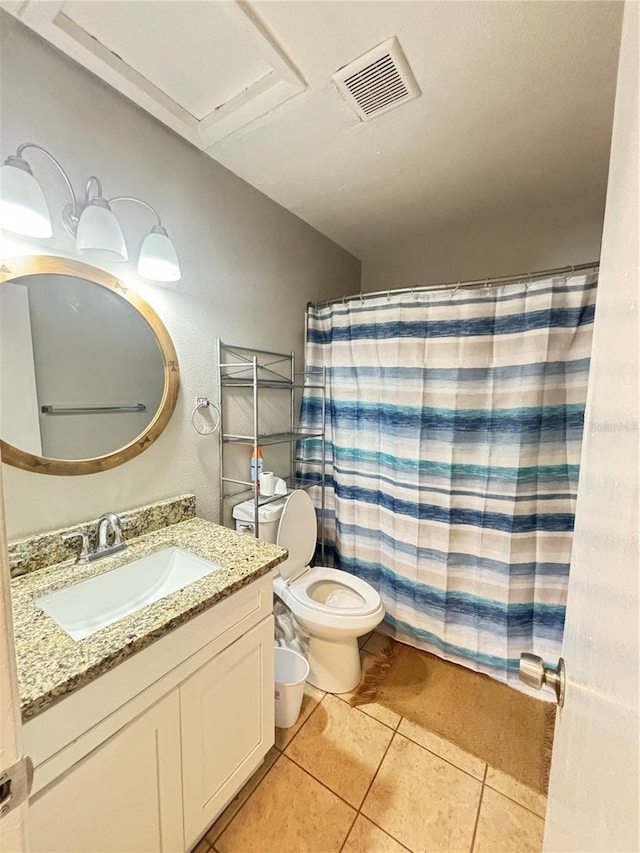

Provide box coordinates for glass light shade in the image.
[0,162,52,238]
[76,201,128,262]
[137,226,181,282]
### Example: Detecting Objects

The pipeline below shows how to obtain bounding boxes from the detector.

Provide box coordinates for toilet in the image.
[233,490,384,693]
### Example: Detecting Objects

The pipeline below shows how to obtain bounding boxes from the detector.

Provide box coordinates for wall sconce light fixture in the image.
[0,143,181,282]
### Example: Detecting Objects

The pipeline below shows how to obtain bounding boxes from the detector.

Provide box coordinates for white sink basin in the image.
[37,547,220,641]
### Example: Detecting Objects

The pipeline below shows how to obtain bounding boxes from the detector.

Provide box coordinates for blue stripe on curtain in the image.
[298,269,597,688]
[325,358,592,383]
[305,400,587,437]
[308,304,595,344]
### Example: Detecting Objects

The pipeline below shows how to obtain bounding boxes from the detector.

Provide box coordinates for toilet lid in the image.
[275,490,318,581]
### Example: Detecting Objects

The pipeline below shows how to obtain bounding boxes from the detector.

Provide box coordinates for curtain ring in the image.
[484,278,489,289]
[387,289,391,302]
[450,281,460,299]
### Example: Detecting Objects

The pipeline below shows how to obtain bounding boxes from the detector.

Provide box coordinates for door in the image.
[0,461,28,852]
[180,616,275,849]
[28,693,184,853]
[543,4,639,851]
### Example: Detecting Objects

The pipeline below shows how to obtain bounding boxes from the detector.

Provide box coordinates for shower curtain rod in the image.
[308,260,599,310]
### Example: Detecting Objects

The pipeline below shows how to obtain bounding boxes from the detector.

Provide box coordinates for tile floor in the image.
[194,634,546,853]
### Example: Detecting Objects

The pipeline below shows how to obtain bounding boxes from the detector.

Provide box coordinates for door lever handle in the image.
[519,653,565,707]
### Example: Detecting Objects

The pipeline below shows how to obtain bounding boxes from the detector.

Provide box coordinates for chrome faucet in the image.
[61,512,137,563]
[96,513,126,557]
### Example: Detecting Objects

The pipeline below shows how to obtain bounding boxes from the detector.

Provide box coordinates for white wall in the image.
[361,165,608,292]
[0,14,360,538]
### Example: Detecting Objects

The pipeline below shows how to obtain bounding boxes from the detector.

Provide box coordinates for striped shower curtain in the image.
[299,268,597,687]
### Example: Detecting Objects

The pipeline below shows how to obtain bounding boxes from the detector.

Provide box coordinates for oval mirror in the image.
[0,256,179,475]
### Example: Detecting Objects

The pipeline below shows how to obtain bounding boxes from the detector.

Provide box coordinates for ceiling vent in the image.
[332,37,420,122]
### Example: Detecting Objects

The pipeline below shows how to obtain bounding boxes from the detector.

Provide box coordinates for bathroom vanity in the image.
[9,509,286,852]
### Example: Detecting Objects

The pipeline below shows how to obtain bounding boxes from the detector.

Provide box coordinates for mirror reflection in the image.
[0,273,165,460]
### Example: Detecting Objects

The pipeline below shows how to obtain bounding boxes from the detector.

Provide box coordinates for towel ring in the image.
[190,397,220,436]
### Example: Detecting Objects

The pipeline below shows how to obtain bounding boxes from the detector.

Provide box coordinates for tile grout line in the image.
[392,721,547,818]
[356,724,396,811]
[482,780,548,820]
[360,815,413,853]
[280,690,327,752]
[285,699,485,851]
[287,702,411,852]
[355,729,413,853]
[395,725,547,819]
[339,694,401,733]
[283,690,406,852]
[208,752,283,847]
[282,751,362,813]
[468,763,488,853]
[396,728,487,783]
[337,809,359,853]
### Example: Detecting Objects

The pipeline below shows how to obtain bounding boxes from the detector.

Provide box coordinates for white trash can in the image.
[274,647,309,729]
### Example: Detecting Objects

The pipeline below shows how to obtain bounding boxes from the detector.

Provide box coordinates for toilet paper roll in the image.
[273,477,288,495]
[259,471,276,496]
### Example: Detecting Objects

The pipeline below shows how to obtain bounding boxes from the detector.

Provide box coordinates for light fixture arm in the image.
[84,175,104,205]
[108,196,163,228]
[15,142,79,217]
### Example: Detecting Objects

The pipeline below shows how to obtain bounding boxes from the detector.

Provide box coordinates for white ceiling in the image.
[67,1,273,120]
[5,1,623,261]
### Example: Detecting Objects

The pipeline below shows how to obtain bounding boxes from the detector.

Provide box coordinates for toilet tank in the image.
[232,497,286,543]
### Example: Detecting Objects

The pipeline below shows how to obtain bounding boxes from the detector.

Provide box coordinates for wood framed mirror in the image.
[0,255,179,475]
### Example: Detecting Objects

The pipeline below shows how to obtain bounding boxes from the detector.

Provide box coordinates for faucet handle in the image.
[117,515,139,545]
[61,531,90,563]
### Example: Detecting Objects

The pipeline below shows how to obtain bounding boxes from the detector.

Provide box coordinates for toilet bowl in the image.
[271,490,384,693]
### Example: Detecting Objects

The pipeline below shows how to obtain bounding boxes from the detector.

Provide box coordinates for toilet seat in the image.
[274,491,381,618]
[287,566,381,616]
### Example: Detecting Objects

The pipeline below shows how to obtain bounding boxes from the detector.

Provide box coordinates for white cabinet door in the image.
[180,616,274,848]
[28,692,184,853]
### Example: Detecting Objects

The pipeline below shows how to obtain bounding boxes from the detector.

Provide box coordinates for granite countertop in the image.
[11,518,287,721]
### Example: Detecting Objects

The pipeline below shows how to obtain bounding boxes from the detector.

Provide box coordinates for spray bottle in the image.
[250,446,264,485]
